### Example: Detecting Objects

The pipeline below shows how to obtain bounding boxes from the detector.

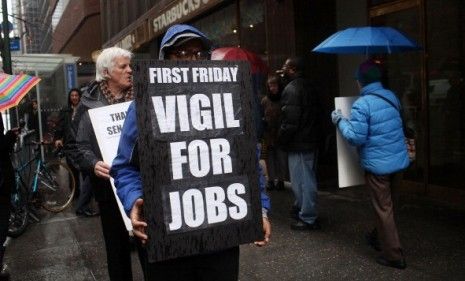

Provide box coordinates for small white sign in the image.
[88,101,133,232]
[335,97,365,188]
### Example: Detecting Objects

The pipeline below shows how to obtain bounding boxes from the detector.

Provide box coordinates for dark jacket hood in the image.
[159,24,212,60]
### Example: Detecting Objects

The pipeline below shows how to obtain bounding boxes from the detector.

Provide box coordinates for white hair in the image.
[95,47,134,82]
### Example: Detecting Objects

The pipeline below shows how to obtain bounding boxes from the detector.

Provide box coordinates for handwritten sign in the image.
[134,60,263,262]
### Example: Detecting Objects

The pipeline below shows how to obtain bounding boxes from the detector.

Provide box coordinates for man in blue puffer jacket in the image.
[331,59,409,270]
[111,24,271,281]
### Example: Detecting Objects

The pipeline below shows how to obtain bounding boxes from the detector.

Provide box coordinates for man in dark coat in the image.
[278,57,320,231]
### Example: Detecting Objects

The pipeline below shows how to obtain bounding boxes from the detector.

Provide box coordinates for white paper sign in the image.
[88,101,133,232]
[335,97,365,188]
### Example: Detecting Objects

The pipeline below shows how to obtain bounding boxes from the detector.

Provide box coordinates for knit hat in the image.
[356,59,382,86]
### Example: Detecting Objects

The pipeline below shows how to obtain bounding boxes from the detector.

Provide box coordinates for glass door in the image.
[426,0,465,189]
[370,1,425,185]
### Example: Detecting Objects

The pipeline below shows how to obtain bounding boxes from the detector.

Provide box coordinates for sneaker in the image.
[376,256,407,270]
[290,219,321,231]
[76,209,99,217]
[0,264,10,281]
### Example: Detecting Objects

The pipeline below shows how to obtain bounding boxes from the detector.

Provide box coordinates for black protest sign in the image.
[133,60,263,262]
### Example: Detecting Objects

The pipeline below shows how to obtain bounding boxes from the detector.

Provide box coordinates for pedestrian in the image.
[0,114,20,281]
[278,57,320,231]
[54,88,97,217]
[25,99,46,140]
[261,74,287,191]
[73,47,135,280]
[331,59,409,269]
[111,24,271,281]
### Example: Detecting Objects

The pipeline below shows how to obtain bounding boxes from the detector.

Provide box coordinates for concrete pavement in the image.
[4,183,465,281]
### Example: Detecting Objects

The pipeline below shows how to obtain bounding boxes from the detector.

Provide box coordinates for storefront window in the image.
[371,6,423,183]
[193,3,239,48]
[427,0,465,189]
[239,0,266,58]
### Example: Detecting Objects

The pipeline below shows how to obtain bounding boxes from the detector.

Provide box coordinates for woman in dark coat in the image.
[261,74,288,190]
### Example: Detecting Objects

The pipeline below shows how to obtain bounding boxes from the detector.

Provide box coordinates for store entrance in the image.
[370,1,424,186]
[370,0,465,192]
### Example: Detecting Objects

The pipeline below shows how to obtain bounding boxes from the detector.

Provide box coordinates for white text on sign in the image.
[149,67,238,83]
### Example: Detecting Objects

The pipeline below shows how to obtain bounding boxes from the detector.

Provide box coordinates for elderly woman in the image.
[73,47,134,281]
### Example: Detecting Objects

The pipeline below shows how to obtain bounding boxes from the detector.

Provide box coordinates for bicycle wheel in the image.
[39,160,76,212]
[8,181,29,238]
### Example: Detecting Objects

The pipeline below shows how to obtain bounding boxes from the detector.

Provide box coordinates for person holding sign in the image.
[331,59,409,269]
[73,47,136,281]
[111,24,271,281]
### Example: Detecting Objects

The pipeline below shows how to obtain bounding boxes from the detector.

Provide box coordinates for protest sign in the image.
[335,97,365,188]
[88,101,133,232]
[133,60,263,262]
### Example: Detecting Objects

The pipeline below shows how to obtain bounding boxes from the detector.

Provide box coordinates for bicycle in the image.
[8,141,76,238]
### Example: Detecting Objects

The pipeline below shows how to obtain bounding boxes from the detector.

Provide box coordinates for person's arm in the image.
[254,145,271,246]
[54,109,66,148]
[278,82,304,144]
[110,102,145,241]
[337,99,369,146]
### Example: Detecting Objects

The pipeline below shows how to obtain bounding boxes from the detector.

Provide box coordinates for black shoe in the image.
[0,264,10,281]
[267,180,275,191]
[376,256,407,270]
[290,219,321,231]
[276,180,285,191]
[76,209,99,217]
[365,230,381,251]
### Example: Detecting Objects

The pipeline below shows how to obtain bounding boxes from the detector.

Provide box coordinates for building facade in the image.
[100,0,465,203]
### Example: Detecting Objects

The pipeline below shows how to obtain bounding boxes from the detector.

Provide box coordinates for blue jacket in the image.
[337,82,409,175]
[111,102,270,215]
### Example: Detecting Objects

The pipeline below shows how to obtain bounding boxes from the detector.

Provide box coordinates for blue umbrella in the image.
[312,26,420,54]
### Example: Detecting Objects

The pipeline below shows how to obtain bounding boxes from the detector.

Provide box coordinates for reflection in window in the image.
[427,0,464,189]
[194,3,238,48]
[240,0,266,59]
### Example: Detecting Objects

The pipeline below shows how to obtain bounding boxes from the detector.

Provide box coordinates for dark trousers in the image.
[266,147,288,181]
[75,172,93,212]
[141,246,239,281]
[0,188,10,266]
[0,162,13,265]
[98,195,133,281]
[365,172,403,260]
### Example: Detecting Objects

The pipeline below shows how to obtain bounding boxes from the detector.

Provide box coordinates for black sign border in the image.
[133,60,263,262]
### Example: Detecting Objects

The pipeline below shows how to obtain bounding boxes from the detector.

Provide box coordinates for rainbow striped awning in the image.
[0,73,41,112]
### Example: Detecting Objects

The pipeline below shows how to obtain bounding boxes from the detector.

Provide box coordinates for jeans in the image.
[288,151,318,224]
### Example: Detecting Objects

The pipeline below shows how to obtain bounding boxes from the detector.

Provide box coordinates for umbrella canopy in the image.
[211,47,268,74]
[312,26,420,54]
[0,73,41,112]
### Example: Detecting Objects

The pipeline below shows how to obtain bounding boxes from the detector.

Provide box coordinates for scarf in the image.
[99,81,133,105]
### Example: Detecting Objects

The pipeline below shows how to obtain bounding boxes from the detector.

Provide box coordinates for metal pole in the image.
[1,0,12,74]
[35,69,44,161]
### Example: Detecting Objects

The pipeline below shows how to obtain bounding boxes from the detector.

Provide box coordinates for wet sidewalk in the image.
[5,183,465,281]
